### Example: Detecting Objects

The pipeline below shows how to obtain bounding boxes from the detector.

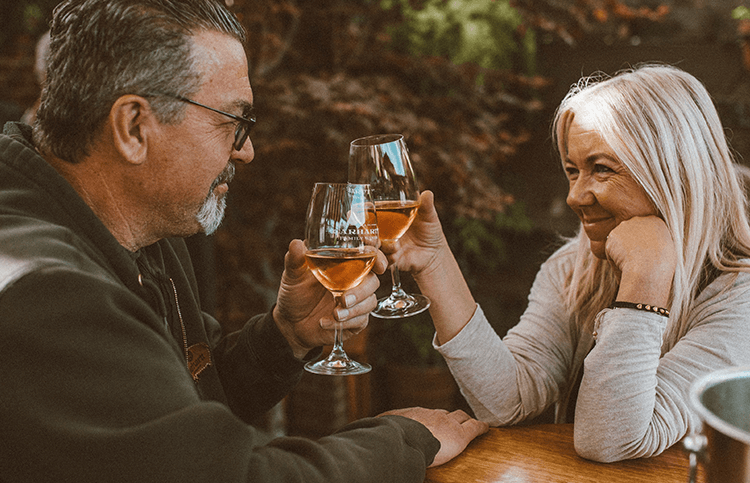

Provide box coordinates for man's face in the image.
[148,30,254,238]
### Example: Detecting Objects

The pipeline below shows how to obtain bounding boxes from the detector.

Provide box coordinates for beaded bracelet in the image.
[610,301,670,317]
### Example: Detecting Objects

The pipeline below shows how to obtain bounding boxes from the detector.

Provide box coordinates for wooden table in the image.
[425,424,704,483]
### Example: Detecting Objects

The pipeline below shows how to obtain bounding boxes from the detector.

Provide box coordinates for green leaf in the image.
[733,6,750,20]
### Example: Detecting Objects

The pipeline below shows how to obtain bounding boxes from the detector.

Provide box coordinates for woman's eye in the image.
[565,168,578,180]
[594,164,615,174]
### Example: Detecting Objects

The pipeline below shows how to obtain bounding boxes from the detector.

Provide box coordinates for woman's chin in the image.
[589,239,608,259]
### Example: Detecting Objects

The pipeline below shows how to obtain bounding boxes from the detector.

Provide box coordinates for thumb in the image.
[418,190,440,223]
[283,239,308,278]
[465,418,490,438]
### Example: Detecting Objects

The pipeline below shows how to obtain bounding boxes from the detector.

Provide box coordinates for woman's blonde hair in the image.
[552,64,750,349]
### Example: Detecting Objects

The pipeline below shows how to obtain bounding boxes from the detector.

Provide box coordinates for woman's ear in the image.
[109,95,154,165]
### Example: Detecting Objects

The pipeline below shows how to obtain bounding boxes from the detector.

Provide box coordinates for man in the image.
[0,1,487,482]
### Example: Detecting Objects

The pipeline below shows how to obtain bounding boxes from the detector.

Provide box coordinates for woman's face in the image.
[563,110,658,259]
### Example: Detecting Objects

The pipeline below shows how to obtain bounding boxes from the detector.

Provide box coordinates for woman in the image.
[389,64,750,462]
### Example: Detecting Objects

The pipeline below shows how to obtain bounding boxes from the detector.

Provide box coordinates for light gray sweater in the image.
[435,243,750,462]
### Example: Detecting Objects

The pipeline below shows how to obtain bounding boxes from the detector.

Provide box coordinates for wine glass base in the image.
[370,293,431,319]
[304,358,372,376]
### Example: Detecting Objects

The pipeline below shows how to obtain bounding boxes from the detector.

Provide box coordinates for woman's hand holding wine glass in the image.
[349,134,431,319]
[379,190,448,275]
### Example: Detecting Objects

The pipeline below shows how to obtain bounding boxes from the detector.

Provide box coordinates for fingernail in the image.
[345,294,356,307]
[336,308,349,320]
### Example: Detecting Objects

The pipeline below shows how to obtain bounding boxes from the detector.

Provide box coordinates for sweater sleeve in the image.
[0,266,439,483]
[435,248,576,425]
[437,243,750,462]
[574,272,750,462]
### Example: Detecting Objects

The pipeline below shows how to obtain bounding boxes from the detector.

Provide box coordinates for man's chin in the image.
[196,193,227,235]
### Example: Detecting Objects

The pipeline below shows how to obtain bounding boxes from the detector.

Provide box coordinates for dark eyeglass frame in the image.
[147,93,256,151]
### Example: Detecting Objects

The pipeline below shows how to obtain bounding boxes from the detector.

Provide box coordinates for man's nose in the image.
[233,138,254,165]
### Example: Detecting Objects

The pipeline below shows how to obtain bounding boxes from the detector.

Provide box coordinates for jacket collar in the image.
[0,122,143,293]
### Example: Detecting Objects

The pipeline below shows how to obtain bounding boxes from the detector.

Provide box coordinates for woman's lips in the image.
[581,217,615,240]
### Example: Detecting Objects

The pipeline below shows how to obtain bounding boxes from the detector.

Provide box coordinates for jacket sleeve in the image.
[169,236,310,419]
[211,310,311,421]
[0,266,439,483]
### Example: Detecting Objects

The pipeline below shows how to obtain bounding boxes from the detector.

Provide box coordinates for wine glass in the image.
[303,182,379,375]
[348,134,431,318]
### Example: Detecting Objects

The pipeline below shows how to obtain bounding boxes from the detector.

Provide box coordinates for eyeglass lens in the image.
[234,122,251,151]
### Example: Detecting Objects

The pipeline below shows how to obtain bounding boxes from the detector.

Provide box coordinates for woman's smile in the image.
[561,108,658,258]
[581,216,616,241]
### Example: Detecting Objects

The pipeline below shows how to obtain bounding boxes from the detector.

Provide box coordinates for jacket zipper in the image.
[168,277,191,376]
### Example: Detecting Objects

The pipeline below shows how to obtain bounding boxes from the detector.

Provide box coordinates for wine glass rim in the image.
[350,133,404,147]
[313,182,371,188]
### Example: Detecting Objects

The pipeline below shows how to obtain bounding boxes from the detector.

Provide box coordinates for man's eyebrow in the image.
[229,100,254,117]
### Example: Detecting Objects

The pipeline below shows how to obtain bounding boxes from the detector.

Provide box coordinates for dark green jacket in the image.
[0,122,439,482]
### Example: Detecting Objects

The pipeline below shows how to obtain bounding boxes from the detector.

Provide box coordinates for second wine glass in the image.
[348,134,430,319]
[303,182,379,375]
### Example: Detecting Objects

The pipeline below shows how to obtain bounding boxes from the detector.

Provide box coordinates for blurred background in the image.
[3,0,750,437]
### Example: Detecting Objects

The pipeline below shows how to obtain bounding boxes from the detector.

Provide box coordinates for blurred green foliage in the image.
[453,201,533,271]
[376,312,445,367]
[377,0,537,291]
[733,6,750,20]
[382,0,536,75]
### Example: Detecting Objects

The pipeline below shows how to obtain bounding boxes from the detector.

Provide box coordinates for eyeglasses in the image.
[148,93,256,151]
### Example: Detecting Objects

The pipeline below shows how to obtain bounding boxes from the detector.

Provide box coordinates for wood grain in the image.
[425,424,704,483]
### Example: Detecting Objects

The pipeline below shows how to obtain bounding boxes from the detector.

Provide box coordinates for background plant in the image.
[383,0,536,75]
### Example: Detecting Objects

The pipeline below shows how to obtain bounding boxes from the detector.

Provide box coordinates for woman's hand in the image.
[273,239,388,359]
[383,190,448,278]
[605,215,676,307]
[383,190,477,345]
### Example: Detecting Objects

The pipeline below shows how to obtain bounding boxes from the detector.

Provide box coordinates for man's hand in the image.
[273,239,387,359]
[380,407,489,467]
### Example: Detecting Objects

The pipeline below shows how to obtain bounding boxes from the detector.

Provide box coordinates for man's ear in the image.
[110,95,155,165]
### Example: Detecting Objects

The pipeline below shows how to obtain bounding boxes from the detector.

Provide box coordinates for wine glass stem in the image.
[331,322,346,357]
[330,295,348,359]
[390,264,407,297]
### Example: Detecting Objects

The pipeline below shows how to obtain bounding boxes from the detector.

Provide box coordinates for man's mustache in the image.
[210,162,235,192]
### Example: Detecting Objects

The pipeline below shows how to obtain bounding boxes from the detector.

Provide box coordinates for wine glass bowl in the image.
[305,247,377,295]
[349,134,431,319]
[303,182,378,375]
[369,200,420,243]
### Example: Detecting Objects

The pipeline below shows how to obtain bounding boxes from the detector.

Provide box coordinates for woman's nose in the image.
[566,176,595,209]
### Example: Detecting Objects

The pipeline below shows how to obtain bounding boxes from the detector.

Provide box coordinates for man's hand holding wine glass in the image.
[273,238,388,360]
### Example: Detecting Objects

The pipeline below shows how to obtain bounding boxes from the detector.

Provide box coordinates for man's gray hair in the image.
[33,0,246,163]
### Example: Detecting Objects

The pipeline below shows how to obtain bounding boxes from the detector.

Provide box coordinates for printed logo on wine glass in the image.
[329,222,378,247]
